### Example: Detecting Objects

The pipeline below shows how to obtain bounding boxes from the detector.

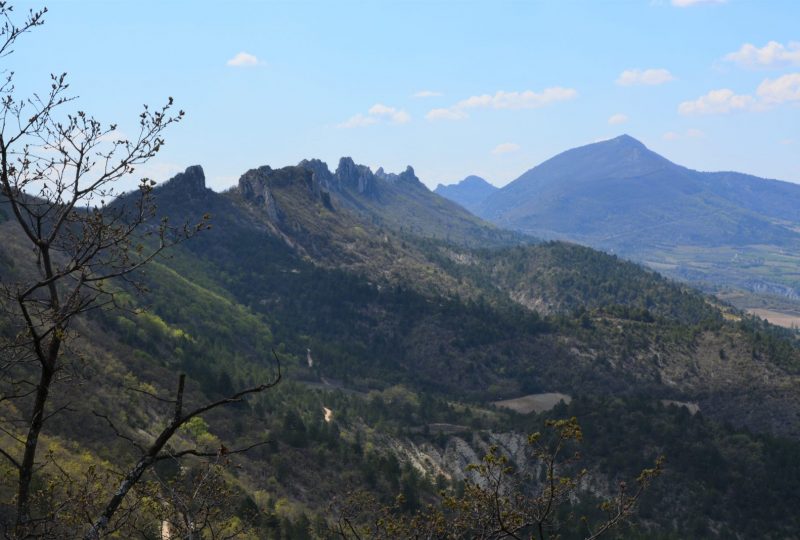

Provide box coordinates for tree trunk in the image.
[14,361,55,536]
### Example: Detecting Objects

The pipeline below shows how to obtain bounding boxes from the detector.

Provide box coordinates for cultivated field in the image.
[746,308,800,329]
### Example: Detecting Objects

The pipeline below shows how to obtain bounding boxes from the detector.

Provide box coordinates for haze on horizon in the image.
[9,0,800,190]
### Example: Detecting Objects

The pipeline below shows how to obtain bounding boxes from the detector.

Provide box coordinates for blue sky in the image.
[8,0,800,190]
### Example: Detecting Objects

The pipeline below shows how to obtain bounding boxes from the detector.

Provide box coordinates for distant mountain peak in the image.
[470,135,800,301]
[570,134,655,160]
[462,175,495,188]
[609,133,645,147]
[434,174,498,213]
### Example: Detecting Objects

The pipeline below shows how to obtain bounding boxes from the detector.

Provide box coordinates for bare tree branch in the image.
[83,351,281,540]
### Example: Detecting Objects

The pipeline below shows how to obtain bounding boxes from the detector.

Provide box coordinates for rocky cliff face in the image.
[334,157,377,196]
[238,166,283,223]
[379,430,530,484]
[298,159,334,191]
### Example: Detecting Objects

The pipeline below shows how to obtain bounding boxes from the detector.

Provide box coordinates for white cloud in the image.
[679,74,800,115]
[724,41,800,69]
[608,113,629,125]
[413,90,443,98]
[686,128,706,138]
[339,104,410,128]
[226,52,261,67]
[756,73,800,105]
[392,110,411,123]
[458,88,577,110]
[368,103,411,124]
[368,103,395,115]
[671,0,726,6]
[491,143,520,155]
[662,131,680,141]
[678,88,755,115]
[426,87,578,121]
[616,68,674,86]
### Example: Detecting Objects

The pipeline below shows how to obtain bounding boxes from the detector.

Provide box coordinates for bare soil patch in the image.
[493,393,572,414]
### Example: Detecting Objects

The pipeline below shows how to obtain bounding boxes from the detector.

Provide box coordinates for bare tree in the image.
[0,4,280,538]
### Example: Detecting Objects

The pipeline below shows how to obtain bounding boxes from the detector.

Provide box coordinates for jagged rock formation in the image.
[375,165,422,186]
[335,157,376,196]
[157,165,209,201]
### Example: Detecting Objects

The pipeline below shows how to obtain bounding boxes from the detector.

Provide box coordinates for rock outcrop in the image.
[238,166,282,223]
[335,157,376,196]
[158,165,208,201]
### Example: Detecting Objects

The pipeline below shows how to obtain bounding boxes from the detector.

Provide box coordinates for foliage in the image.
[329,418,663,540]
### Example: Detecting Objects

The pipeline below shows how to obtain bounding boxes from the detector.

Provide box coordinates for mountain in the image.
[455,135,800,300]
[4,160,800,537]
[434,175,498,214]
[104,162,800,438]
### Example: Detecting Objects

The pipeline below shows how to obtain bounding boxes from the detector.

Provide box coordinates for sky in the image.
[7,0,800,191]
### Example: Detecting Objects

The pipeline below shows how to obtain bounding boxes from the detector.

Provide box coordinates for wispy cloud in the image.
[724,41,800,69]
[616,68,674,86]
[491,143,520,155]
[426,87,578,121]
[338,103,410,128]
[413,90,443,98]
[608,113,629,125]
[671,0,726,6]
[226,52,262,67]
[338,114,379,129]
